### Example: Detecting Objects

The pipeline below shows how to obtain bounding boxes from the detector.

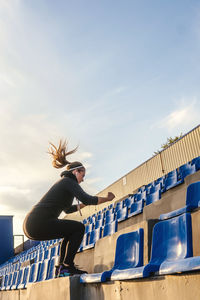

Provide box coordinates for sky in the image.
[0,0,200,244]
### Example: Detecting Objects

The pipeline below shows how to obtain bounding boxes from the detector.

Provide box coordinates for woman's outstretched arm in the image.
[97,192,115,205]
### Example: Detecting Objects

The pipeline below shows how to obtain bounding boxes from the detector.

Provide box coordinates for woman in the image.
[23,140,115,276]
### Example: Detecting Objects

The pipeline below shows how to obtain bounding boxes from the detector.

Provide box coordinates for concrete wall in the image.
[81,273,200,300]
[2,271,200,300]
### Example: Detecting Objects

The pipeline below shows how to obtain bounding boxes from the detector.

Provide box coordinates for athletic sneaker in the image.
[56,264,88,277]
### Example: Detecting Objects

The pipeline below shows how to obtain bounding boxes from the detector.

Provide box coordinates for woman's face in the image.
[74,168,86,184]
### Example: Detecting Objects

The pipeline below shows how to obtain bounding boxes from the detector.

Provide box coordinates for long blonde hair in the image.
[48,139,81,169]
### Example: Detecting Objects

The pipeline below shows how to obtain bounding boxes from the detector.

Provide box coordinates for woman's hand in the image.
[107,192,115,201]
[97,192,115,205]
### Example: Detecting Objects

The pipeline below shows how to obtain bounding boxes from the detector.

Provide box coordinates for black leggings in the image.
[23,215,85,266]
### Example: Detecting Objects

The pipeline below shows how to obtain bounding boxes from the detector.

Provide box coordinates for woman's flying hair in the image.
[48,139,79,169]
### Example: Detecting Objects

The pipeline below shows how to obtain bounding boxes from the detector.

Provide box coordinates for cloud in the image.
[0,103,100,237]
[0,186,31,212]
[152,99,200,132]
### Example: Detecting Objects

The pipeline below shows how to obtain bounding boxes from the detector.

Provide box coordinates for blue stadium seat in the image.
[81,228,102,250]
[148,183,162,194]
[146,190,161,206]
[89,216,96,225]
[36,259,50,282]
[103,221,118,238]
[27,262,40,285]
[195,158,200,171]
[104,214,115,225]
[89,213,196,281]
[138,186,146,193]
[43,249,50,260]
[46,257,57,280]
[191,156,200,165]
[108,203,114,210]
[179,162,191,172]
[11,268,23,289]
[116,207,128,222]
[5,272,14,290]
[105,209,114,217]
[50,245,59,259]
[142,213,200,276]
[97,213,104,221]
[160,181,200,220]
[95,219,104,229]
[180,164,196,180]
[156,176,165,183]
[17,266,30,289]
[135,191,146,202]
[1,274,9,290]
[38,250,45,262]
[163,169,183,191]
[80,229,144,283]
[124,197,134,209]
[79,233,90,251]
[85,224,93,234]
[128,200,144,218]
[114,202,123,213]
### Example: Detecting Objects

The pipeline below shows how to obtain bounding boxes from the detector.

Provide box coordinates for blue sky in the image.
[0,0,200,239]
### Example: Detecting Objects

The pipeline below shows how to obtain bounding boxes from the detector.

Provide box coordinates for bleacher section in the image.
[0,155,200,300]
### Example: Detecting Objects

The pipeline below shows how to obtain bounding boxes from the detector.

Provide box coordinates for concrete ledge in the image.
[2,270,200,300]
[0,290,19,300]
[19,276,81,300]
[81,272,200,300]
[75,248,95,274]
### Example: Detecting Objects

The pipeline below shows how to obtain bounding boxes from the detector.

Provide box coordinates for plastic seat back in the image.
[36,260,50,282]
[149,183,161,194]
[186,181,200,208]
[97,213,104,221]
[88,228,102,245]
[9,271,18,289]
[195,158,200,171]
[113,229,144,270]
[85,224,93,234]
[150,213,192,265]
[146,190,161,206]
[167,169,177,178]
[130,199,144,214]
[103,221,118,238]
[116,207,128,222]
[124,197,134,208]
[14,269,23,289]
[18,266,30,289]
[1,274,8,290]
[46,257,57,280]
[135,191,146,202]
[105,209,114,217]
[43,249,50,260]
[79,233,90,251]
[180,164,196,179]
[95,219,104,229]
[114,202,123,213]
[105,214,115,225]
[28,263,40,284]
[50,245,59,258]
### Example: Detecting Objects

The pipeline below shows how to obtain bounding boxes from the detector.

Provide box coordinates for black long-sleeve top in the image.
[29,171,98,219]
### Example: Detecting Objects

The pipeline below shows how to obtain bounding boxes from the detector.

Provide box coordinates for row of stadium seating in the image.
[0,240,60,290]
[78,157,200,251]
[0,156,199,290]
[80,209,200,282]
